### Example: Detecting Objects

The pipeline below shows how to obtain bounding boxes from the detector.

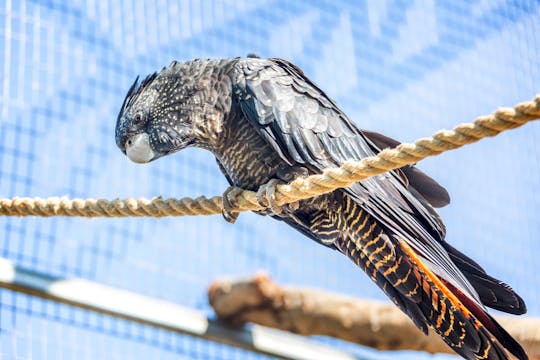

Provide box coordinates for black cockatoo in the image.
[115,57,527,360]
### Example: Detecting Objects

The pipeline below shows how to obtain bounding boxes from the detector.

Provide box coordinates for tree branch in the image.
[208,273,540,359]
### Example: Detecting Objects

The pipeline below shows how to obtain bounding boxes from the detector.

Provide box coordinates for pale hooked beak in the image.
[125,133,155,163]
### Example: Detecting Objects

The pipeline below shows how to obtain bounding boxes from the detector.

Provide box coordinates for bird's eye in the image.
[133,113,144,124]
[126,139,133,146]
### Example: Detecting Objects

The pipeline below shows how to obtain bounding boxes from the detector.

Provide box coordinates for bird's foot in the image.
[256,179,299,217]
[222,186,244,224]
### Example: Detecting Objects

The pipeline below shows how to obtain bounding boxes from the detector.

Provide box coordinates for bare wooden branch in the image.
[208,273,540,359]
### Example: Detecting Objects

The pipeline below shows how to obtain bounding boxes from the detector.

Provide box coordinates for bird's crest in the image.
[123,73,158,110]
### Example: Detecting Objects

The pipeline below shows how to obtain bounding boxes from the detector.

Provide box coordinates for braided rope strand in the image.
[1,95,539,217]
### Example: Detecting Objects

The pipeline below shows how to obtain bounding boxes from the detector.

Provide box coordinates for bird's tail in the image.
[398,240,527,360]
[334,202,527,360]
[441,242,526,315]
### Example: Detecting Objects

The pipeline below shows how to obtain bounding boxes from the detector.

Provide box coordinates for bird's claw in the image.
[222,186,244,224]
[256,179,299,216]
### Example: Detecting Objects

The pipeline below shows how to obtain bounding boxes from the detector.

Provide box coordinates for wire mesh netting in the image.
[0,1,539,359]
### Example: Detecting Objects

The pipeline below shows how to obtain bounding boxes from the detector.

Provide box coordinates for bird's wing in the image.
[231,58,526,316]
[234,58,464,276]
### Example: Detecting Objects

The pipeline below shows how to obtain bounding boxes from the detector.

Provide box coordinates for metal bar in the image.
[0,257,364,360]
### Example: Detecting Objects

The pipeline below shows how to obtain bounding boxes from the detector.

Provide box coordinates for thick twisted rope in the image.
[1,95,539,217]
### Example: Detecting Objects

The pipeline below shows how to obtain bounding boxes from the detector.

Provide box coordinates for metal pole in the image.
[0,257,364,360]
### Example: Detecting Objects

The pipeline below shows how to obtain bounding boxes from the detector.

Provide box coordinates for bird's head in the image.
[115,60,227,163]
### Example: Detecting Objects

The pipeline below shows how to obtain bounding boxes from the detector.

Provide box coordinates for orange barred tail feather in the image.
[309,195,527,360]
[338,235,431,334]
[399,240,528,360]
[332,198,527,359]
[441,278,527,360]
